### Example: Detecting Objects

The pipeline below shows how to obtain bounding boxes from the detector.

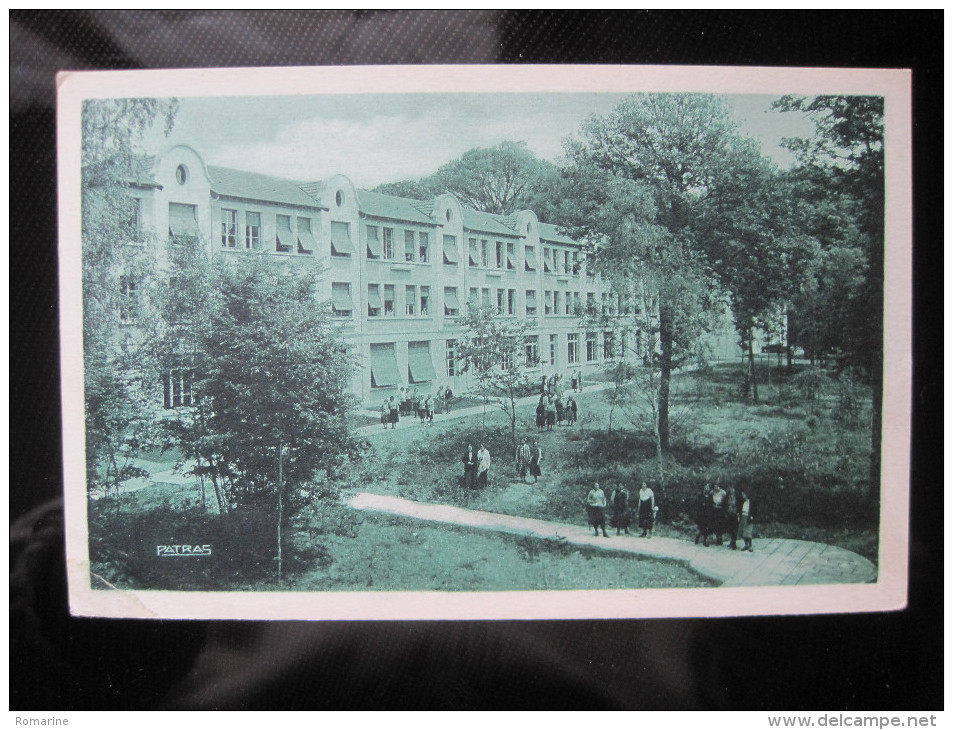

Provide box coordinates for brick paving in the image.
[348,491,878,587]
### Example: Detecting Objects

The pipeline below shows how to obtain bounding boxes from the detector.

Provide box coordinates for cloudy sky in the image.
[143,92,814,188]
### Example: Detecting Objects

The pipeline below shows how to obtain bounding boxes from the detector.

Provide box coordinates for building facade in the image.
[122,144,739,410]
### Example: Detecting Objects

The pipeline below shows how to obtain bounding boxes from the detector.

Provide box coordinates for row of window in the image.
[328,282,628,321]
[163,202,593,276]
[159,331,620,408]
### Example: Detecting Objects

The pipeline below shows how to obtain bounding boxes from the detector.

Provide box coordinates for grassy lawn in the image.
[90,362,879,590]
[89,482,713,591]
[360,362,879,562]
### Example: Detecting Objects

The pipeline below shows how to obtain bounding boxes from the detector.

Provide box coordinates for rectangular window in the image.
[496,289,505,315]
[366,225,382,259]
[481,288,490,307]
[481,240,489,268]
[297,217,315,255]
[524,336,539,368]
[572,252,581,275]
[169,203,199,244]
[442,234,458,265]
[162,368,194,409]
[420,286,430,316]
[119,275,138,323]
[507,289,516,316]
[564,251,571,275]
[506,242,516,270]
[446,339,457,378]
[275,214,294,253]
[495,241,504,269]
[419,232,430,263]
[383,284,395,316]
[330,221,353,256]
[604,332,615,360]
[404,230,416,262]
[370,343,401,388]
[408,341,437,384]
[568,333,579,365]
[525,289,537,316]
[245,211,261,249]
[586,332,598,362]
[565,291,572,315]
[544,290,553,316]
[543,247,552,273]
[382,227,394,259]
[468,238,479,267]
[367,284,382,317]
[549,334,557,367]
[524,245,537,272]
[574,292,581,315]
[587,292,596,312]
[553,291,560,315]
[469,288,479,308]
[405,285,417,316]
[128,197,143,242]
[444,287,460,317]
[221,208,238,248]
[331,282,353,317]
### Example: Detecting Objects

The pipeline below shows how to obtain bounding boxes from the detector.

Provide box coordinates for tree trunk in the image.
[658,303,673,451]
[748,328,759,403]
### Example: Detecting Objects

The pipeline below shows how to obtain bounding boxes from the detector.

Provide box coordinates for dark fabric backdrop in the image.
[10,10,942,710]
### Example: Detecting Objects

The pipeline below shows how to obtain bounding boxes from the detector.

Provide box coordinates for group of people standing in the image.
[694,484,754,552]
[381,386,454,428]
[586,482,658,538]
[535,395,578,431]
[462,444,492,489]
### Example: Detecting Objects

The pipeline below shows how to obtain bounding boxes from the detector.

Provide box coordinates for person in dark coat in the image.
[555,397,564,426]
[610,485,630,535]
[566,397,578,425]
[462,445,477,489]
[724,485,740,549]
[529,441,542,484]
[545,397,556,431]
[694,484,713,546]
[535,397,546,432]
[388,396,399,429]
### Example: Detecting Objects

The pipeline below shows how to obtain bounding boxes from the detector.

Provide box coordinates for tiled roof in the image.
[538,221,579,246]
[127,155,160,187]
[410,200,435,216]
[462,208,522,238]
[494,213,520,231]
[208,166,325,209]
[357,190,438,226]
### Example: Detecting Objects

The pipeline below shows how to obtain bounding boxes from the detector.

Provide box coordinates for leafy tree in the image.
[163,253,363,580]
[773,95,884,497]
[696,154,821,401]
[81,98,177,496]
[561,94,746,451]
[456,303,533,452]
[374,141,559,216]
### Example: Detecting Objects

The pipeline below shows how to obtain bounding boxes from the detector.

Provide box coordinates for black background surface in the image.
[10,10,942,710]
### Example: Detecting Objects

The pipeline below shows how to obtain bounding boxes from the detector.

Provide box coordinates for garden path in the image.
[348,491,878,587]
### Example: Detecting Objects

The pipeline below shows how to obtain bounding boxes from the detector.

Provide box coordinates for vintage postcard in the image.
[58,65,911,619]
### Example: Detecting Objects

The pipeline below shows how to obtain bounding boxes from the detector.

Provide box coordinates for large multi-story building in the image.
[122,144,737,409]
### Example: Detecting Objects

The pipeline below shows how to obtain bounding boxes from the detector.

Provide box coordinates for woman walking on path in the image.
[462,445,477,489]
[555,396,564,426]
[637,482,656,538]
[529,441,542,484]
[738,490,754,552]
[586,483,609,537]
[545,397,556,431]
[380,400,389,428]
[610,485,630,535]
[535,397,546,433]
[477,444,491,489]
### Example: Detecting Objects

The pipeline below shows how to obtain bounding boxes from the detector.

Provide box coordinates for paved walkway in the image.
[348,491,878,587]
[356,381,616,438]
